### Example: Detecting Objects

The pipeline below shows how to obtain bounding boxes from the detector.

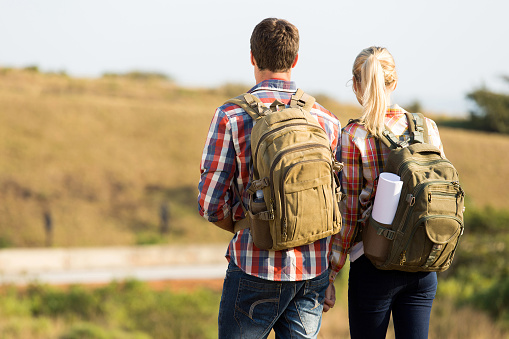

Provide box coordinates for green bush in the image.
[2,280,220,339]
[437,204,509,330]
[27,284,104,320]
[469,276,509,329]
[467,78,509,134]
[465,205,509,232]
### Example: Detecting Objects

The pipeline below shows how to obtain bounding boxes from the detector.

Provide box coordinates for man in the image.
[198,18,341,338]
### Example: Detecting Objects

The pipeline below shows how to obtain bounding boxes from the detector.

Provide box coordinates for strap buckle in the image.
[376,228,396,240]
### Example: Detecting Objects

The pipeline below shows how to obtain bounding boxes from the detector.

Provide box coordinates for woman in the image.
[334,46,444,338]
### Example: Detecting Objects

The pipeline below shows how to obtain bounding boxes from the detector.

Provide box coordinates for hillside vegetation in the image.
[0,68,507,248]
[1,69,509,337]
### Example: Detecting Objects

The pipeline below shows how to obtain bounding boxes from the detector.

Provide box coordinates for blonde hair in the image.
[352,46,397,137]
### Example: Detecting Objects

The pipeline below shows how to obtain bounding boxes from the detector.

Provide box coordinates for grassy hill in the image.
[0,68,507,248]
[1,68,509,338]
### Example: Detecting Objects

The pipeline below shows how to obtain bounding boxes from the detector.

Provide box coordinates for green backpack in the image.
[226,89,343,251]
[362,113,465,272]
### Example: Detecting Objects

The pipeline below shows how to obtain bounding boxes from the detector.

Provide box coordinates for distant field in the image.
[0,69,506,247]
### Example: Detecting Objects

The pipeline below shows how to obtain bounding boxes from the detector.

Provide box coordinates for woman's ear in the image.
[388,79,398,92]
[352,77,363,105]
[352,77,359,93]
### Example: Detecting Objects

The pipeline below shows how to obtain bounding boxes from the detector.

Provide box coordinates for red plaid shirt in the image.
[329,105,444,281]
[198,80,341,281]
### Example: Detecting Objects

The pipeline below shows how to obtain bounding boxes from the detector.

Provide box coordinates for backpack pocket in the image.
[399,215,463,271]
[277,160,336,249]
[423,216,463,269]
[248,198,273,250]
[428,185,463,216]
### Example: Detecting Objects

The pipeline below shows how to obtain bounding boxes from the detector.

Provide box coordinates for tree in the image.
[467,77,509,134]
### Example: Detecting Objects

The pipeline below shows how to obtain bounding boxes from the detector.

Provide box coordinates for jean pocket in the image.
[305,270,330,295]
[234,278,281,326]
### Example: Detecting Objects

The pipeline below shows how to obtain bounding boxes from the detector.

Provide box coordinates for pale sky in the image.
[1,0,507,116]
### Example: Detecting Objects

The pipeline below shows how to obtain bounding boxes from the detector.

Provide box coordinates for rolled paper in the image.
[372,172,403,225]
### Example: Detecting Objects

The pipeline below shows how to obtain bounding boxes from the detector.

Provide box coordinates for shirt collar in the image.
[386,104,407,115]
[248,79,297,93]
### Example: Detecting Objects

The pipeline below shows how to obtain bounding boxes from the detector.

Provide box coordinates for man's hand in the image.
[323,282,336,313]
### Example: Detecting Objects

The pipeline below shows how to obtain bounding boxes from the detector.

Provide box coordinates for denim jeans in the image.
[218,261,329,339]
[348,255,438,339]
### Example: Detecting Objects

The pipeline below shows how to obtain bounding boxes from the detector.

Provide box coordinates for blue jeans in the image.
[218,261,329,339]
[348,255,438,339]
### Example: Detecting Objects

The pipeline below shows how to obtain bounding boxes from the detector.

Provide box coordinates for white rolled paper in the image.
[372,172,403,224]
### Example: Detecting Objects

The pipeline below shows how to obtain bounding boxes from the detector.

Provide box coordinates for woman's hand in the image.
[323,282,336,312]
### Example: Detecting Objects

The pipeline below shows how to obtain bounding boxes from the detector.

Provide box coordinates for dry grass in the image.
[0,69,507,248]
[439,127,509,209]
[0,69,231,247]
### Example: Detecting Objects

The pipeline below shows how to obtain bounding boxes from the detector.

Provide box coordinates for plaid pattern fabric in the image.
[329,105,444,281]
[198,80,341,281]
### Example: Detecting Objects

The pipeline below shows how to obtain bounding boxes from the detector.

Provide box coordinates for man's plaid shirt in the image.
[198,80,341,281]
[329,105,444,282]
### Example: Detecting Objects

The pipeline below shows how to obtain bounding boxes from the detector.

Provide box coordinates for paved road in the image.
[0,244,229,285]
[0,264,228,285]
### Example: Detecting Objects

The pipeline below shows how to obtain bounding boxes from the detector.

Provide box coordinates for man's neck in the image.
[255,69,292,84]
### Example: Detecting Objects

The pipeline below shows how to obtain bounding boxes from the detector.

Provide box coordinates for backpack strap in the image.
[233,217,250,233]
[231,183,250,233]
[381,112,429,149]
[225,94,270,121]
[381,127,402,149]
[369,217,396,240]
[406,112,429,144]
[290,88,316,112]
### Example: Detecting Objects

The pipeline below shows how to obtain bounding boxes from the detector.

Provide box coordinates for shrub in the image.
[467,78,509,134]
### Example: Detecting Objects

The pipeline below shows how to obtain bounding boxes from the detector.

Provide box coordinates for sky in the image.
[0,0,507,116]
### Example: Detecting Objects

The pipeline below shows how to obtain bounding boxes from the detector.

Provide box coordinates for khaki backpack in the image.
[362,113,465,272]
[226,89,343,251]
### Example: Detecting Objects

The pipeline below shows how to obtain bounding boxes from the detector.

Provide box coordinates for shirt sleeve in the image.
[329,128,363,282]
[197,107,236,222]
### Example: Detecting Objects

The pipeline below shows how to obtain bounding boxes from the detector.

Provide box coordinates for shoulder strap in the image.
[290,88,316,112]
[232,182,250,233]
[406,112,429,144]
[381,127,401,149]
[381,112,429,149]
[225,94,270,121]
[226,89,316,118]
[346,118,361,127]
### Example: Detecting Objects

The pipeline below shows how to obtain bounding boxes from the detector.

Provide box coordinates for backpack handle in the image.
[408,143,443,157]
[225,94,269,121]
[290,88,316,112]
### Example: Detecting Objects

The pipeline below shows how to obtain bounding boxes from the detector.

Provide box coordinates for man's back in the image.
[197,18,340,338]
[198,79,341,281]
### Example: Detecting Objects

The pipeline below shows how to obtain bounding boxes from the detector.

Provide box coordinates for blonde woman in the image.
[327,46,444,338]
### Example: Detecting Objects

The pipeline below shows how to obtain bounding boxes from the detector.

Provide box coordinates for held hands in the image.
[323,282,336,313]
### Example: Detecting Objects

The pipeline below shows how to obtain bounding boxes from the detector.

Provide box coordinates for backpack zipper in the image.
[253,123,327,166]
[428,190,462,202]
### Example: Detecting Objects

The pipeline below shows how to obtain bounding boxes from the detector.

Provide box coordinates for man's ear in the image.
[250,51,256,66]
[291,53,299,68]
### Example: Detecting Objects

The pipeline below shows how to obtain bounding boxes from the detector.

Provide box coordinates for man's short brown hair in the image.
[250,18,299,73]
